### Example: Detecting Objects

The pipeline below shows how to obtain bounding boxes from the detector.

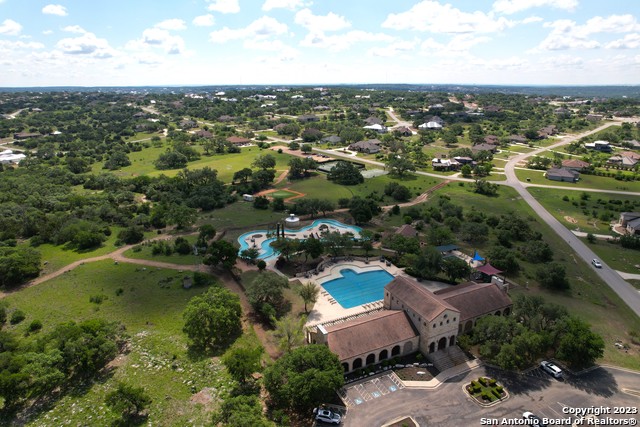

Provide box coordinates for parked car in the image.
[540,360,563,379]
[591,259,602,268]
[314,408,341,425]
[523,411,547,426]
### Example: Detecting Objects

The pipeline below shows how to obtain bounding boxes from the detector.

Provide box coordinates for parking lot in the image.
[343,365,640,426]
[339,373,405,407]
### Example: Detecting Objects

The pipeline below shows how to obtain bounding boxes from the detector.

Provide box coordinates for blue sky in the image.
[0,0,639,86]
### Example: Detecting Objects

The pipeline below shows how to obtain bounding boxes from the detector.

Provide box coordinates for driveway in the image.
[343,365,640,427]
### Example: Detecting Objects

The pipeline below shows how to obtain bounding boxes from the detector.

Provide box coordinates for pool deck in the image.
[302,259,405,326]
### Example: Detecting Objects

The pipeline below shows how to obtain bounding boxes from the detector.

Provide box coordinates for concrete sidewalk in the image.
[402,359,483,389]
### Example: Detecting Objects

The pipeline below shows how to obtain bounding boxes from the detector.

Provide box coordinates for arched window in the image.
[391,345,401,356]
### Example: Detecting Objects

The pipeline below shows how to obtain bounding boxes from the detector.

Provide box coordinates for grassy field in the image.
[3,260,233,426]
[268,189,299,199]
[576,237,640,273]
[421,183,640,370]
[94,145,293,183]
[24,227,153,276]
[123,235,205,266]
[516,168,640,192]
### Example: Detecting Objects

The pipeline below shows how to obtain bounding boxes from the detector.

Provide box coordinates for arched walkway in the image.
[342,362,349,372]
[449,335,455,346]
[366,353,376,365]
[353,358,362,370]
[403,341,413,354]
[379,349,388,361]
[438,337,447,350]
[464,320,473,333]
[429,342,435,353]
[391,345,400,357]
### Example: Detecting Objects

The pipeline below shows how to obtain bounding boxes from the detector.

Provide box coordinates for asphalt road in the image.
[503,122,640,318]
[343,366,640,427]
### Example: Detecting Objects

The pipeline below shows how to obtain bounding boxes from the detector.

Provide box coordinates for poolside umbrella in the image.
[472,250,485,263]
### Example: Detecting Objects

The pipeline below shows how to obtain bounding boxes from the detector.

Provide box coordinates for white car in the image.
[591,259,602,268]
[540,360,563,379]
[523,411,547,426]
[314,408,341,425]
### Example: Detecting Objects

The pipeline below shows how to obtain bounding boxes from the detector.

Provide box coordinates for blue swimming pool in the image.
[237,219,362,261]
[322,268,395,309]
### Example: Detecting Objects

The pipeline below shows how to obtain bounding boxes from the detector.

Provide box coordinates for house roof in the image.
[435,282,512,322]
[621,212,640,221]
[226,136,251,144]
[322,135,342,143]
[546,167,579,178]
[385,276,459,322]
[472,143,497,152]
[364,116,383,125]
[627,218,640,231]
[561,159,590,168]
[324,310,418,361]
[349,139,381,152]
[397,224,418,237]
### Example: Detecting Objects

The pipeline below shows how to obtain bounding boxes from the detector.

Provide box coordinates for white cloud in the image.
[63,25,87,34]
[207,0,240,14]
[42,4,68,17]
[155,19,187,31]
[262,0,308,11]
[369,40,417,58]
[534,15,640,51]
[193,14,215,27]
[56,32,116,57]
[300,30,394,52]
[492,0,577,15]
[607,33,640,49]
[43,30,54,35]
[209,16,288,43]
[141,28,185,53]
[0,19,22,36]
[522,16,543,24]
[0,40,45,52]
[418,34,492,57]
[136,52,164,65]
[294,9,350,32]
[383,1,515,34]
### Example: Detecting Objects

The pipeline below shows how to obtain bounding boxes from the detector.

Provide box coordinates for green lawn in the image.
[4,260,233,426]
[576,237,640,273]
[423,183,640,370]
[25,227,154,276]
[516,168,640,192]
[95,146,293,183]
[201,202,290,233]
[269,190,299,199]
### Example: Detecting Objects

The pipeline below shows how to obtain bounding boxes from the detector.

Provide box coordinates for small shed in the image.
[243,194,254,202]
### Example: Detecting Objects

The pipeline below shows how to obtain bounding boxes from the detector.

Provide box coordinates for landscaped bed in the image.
[466,376,506,404]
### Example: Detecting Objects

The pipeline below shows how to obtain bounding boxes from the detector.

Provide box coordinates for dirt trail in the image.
[273,169,289,185]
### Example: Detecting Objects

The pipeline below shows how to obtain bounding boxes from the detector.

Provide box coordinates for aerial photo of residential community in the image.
[1,0,640,426]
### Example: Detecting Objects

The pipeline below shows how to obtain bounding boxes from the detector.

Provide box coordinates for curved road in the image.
[503,122,640,317]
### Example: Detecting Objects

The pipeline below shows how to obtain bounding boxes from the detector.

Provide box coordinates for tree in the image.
[240,247,260,263]
[301,143,313,153]
[0,247,41,288]
[221,337,264,384]
[288,157,316,179]
[427,226,454,246]
[270,238,299,262]
[154,151,188,170]
[272,197,285,211]
[327,161,364,185]
[359,229,374,256]
[204,240,238,270]
[256,260,267,272]
[253,196,270,210]
[263,345,344,411]
[323,231,354,258]
[555,316,605,369]
[246,273,289,319]
[103,151,131,170]
[348,197,379,225]
[386,155,415,177]
[214,395,274,427]
[117,225,144,245]
[299,282,319,313]
[182,286,242,352]
[233,167,253,183]
[459,222,489,244]
[252,169,277,189]
[536,262,569,290]
[105,382,151,424]
[473,179,498,196]
[300,237,324,261]
[252,154,276,170]
[441,256,471,282]
[460,164,472,177]
[272,314,306,354]
[174,237,192,255]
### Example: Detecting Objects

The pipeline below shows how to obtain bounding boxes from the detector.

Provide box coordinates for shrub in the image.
[90,294,107,304]
[27,319,43,332]
[496,385,504,393]
[478,377,487,386]
[115,288,124,296]
[489,378,497,386]
[492,389,501,399]
[10,310,26,325]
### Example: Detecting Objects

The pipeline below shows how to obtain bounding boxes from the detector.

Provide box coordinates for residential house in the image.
[585,114,604,122]
[538,125,558,138]
[561,159,590,171]
[397,224,418,238]
[623,140,640,149]
[484,135,499,145]
[418,121,443,130]
[179,119,196,129]
[322,135,342,145]
[273,123,288,132]
[471,143,498,154]
[226,136,251,145]
[0,149,26,164]
[363,124,388,134]
[13,132,42,140]
[427,116,445,125]
[217,115,236,122]
[554,107,571,117]
[431,158,459,171]
[297,114,319,123]
[585,140,612,152]
[509,135,528,144]
[619,212,640,235]
[194,130,213,138]
[364,116,383,126]
[607,154,638,169]
[545,167,579,183]
[394,126,413,136]
[453,156,475,166]
[348,139,382,154]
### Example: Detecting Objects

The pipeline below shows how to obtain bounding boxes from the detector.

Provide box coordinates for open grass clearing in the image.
[3,260,233,426]
[576,237,640,274]
[516,168,640,192]
[123,234,205,266]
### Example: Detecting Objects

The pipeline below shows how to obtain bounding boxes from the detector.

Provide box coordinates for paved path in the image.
[503,121,640,317]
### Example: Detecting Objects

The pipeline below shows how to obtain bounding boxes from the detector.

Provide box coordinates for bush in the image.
[90,294,107,304]
[478,377,487,386]
[492,389,501,399]
[10,310,26,325]
[115,288,124,296]
[489,378,497,386]
[27,319,43,332]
